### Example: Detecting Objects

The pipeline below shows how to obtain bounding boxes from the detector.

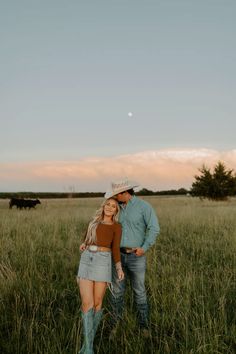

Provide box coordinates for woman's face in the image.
[103,198,118,217]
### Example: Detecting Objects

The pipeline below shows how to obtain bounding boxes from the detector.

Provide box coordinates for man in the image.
[105,178,160,337]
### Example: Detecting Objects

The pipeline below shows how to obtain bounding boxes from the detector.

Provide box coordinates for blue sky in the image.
[1,1,236,191]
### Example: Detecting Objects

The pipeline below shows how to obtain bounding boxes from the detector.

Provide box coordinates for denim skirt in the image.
[77,249,112,283]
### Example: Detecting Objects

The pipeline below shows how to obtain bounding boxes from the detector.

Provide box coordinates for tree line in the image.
[0,189,189,200]
[0,161,235,201]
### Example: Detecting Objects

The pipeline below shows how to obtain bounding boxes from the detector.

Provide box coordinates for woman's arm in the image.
[112,224,124,280]
[80,227,88,251]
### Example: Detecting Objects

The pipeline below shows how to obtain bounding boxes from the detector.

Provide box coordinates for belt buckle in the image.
[121,247,134,254]
[89,245,98,252]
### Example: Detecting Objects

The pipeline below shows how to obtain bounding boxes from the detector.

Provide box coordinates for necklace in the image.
[101,221,114,225]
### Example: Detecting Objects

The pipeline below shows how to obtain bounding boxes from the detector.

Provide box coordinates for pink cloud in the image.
[1,148,236,191]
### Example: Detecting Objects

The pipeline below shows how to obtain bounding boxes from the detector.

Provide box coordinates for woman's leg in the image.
[78,278,95,354]
[93,282,107,343]
[93,281,107,312]
[78,277,94,312]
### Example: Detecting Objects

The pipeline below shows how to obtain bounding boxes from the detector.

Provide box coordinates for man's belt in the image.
[87,245,111,253]
[120,247,136,254]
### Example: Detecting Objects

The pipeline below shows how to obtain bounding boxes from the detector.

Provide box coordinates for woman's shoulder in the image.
[113,221,121,225]
[113,222,122,230]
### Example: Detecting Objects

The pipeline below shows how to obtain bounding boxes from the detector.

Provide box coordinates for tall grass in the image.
[0,197,235,353]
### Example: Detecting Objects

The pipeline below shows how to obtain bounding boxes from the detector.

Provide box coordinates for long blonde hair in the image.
[84,198,120,245]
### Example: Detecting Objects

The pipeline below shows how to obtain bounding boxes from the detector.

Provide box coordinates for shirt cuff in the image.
[141,244,149,253]
[115,261,122,271]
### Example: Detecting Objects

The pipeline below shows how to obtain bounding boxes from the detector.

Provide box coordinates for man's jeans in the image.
[110,252,149,328]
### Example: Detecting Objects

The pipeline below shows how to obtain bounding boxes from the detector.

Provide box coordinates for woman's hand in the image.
[117,268,124,281]
[79,243,86,251]
[115,261,124,281]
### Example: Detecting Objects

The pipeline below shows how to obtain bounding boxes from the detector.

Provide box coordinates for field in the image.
[0,196,235,354]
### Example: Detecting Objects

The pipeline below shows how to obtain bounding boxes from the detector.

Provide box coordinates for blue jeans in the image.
[110,252,149,328]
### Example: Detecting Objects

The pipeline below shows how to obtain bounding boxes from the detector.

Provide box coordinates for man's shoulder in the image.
[134,196,151,207]
[130,196,154,213]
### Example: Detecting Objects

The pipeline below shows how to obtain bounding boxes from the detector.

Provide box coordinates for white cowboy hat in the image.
[105,178,139,199]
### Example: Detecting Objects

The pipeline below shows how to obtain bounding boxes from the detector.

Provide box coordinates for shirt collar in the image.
[120,195,136,209]
[129,195,136,204]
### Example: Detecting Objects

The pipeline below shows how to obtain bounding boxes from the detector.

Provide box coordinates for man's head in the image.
[105,179,139,201]
[115,188,134,203]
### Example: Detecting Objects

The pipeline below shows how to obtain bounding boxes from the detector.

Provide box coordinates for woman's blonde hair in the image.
[84,198,120,245]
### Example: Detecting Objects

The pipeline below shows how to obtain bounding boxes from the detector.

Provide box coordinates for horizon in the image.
[0,185,190,194]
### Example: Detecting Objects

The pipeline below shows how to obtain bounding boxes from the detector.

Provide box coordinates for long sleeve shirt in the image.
[91,222,122,264]
[119,196,160,252]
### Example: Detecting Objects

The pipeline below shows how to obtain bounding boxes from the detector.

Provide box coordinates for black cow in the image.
[9,198,25,209]
[9,198,41,209]
[24,199,41,209]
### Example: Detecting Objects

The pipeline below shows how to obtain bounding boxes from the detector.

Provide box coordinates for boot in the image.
[79,308,94,354]
[93,309,103,339]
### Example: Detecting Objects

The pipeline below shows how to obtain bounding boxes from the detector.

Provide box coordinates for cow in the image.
[9,198,41,209]
[9,198,25,209]
[24,199,41,209]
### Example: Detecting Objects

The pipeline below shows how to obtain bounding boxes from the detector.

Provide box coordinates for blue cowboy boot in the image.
[79,308,94,354]
[93,309,103,339]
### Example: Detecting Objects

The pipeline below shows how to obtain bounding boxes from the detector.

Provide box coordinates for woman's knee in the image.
[94,295,104,311]
[81,300,94,312]
[94,302,102,312]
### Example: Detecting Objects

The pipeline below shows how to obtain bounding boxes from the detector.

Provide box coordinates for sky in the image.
[1,0,236,192]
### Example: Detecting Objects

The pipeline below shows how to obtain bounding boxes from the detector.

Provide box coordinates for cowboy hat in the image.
[105,178,139,199]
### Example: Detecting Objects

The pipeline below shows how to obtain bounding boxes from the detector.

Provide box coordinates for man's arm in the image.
[141,203,160,253]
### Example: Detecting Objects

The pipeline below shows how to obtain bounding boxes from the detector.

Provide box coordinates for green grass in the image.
[0,197,235,354]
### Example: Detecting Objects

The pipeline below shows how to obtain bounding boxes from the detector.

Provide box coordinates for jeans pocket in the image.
[99,252,109,257]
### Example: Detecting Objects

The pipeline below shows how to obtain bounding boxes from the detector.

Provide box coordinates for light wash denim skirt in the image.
[77,249,112,283]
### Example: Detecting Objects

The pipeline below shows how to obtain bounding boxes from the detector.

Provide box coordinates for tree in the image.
[137,188,154,196]
[191,161,236,200]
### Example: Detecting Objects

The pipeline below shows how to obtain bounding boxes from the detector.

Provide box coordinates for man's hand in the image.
[134,248,145,257]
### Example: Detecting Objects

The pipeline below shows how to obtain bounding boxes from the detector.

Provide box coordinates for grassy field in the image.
[0,196,235,354]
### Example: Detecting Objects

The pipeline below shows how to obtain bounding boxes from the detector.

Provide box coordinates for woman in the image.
[77,198,124,354]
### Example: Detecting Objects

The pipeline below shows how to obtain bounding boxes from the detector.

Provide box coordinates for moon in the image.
[128,112,133,117]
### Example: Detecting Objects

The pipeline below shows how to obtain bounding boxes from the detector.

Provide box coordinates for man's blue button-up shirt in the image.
[119,195,160,252]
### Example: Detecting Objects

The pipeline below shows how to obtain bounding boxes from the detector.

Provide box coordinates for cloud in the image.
[1,148,236,191]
